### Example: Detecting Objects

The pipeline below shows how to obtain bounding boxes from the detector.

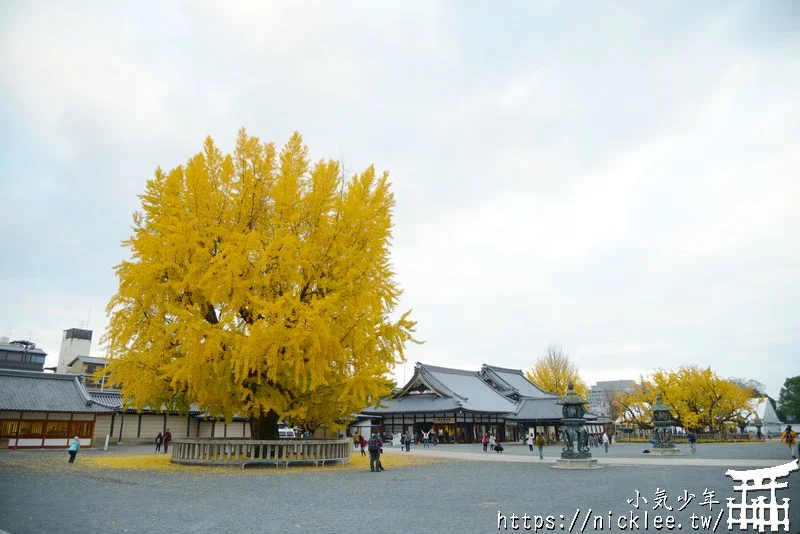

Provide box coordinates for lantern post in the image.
[554,383,599,469]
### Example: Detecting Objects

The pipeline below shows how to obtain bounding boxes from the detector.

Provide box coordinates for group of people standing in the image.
[154,429,172,453]
[481,433,505,453]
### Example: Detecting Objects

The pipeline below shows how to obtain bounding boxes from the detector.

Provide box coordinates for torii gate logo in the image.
[725,460,798,532]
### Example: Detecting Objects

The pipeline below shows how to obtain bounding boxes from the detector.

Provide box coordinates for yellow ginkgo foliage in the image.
[614,366,755,432]
[101,129,418,438]
[525,344,589,399]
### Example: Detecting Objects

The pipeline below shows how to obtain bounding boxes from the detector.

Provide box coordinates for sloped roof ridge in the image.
[481,364,556,398]
[0,369,76,380]
[418,362,479,376]
[416,364,463,400]
[483,364,526,374]
[513,396,558,415]
[73,376,94,406]
[480,365,517,392]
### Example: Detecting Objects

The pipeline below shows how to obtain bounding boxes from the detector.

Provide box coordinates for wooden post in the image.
[41,412,50,448]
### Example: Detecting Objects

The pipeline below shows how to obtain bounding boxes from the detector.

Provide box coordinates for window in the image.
[0,420,19,437]
[18,420,43,438]
[6,352,22,362]
[45,420,70,438]
[70,421,94,438]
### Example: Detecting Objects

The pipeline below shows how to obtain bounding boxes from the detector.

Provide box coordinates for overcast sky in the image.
[1,2,798,398]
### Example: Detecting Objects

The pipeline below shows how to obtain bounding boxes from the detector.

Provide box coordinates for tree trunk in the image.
[250,409,280,440]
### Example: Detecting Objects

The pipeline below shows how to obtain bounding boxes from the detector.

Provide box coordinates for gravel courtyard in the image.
[0,442,798,533]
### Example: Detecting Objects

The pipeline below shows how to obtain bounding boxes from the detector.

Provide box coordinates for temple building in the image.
[0,369,115,448]
[361,362,607,443]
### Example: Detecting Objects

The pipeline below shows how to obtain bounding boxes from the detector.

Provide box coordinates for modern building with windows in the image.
[588,379,636,417]
[67,355,110,389]
[0,337,47,372]
[362,362,606,443]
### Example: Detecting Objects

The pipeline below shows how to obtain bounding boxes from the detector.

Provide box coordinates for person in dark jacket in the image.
[368,433,384,472]
[163,429,172,454]
[155,432,163,452]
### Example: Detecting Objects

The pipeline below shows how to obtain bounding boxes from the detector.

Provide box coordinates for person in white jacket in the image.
[602,432,610,453]
[422,429,432,448]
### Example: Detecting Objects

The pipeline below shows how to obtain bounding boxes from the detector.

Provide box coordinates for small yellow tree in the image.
[101,129,418,438]
[525,344,589,399]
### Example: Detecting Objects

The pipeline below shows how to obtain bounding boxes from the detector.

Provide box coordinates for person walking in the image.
[359,434,367,456]
[688,431,697,455]
[602,432,610,453]
[482,433,488,452]
[163,428,172,454]
[526,433,534,452]
[67,436,80,463]
[534,433,545,460]
[155,432,163,452]
[353,432,360,450]
[780,426,796,458]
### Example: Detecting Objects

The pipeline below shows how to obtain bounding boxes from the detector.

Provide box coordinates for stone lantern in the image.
[554,383,598,469]
[650,394,680,456]
[754,418,763,439]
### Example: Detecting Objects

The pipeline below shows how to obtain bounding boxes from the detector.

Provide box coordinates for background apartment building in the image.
[588,379,636,417]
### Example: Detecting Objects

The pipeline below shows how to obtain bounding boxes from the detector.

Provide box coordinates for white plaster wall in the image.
[93,415,113,443]
[139,415,165,440]
[165,415,188,438]
[197,420,214,438]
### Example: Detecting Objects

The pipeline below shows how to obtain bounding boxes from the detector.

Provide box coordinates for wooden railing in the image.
[170,438,351,468]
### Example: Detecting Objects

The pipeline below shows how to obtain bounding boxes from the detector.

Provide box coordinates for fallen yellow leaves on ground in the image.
[79,450,437,475]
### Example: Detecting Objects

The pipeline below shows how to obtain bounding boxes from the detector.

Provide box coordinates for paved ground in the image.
[1,441,798,533]
[389,440,796,466]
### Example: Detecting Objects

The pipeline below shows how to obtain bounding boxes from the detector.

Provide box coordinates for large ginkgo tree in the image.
[102,129,418,438]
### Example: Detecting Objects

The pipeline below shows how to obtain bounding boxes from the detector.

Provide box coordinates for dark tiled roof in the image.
[87,391,204,415]
[364,362,518,415]
[507,397,602,422]
[507,397,564,420]
[0,342,47,356]
[0,369,115,413]
[363,394,462,414]
[480,365,559,399]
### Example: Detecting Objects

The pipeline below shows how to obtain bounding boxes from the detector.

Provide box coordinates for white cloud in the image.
[1,2,797,400]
